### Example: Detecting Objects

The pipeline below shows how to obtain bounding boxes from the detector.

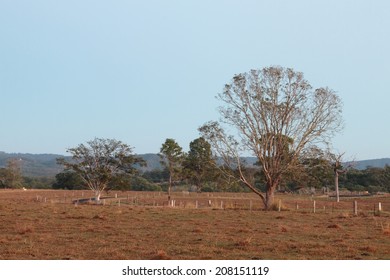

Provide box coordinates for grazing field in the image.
[0,190,389,260]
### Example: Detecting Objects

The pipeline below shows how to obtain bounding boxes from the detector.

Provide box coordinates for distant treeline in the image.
[1,151,390,193]
[12,165,390,194]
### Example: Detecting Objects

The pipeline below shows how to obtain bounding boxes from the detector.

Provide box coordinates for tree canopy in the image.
[183,137,217,192]
[57,138,144,200]
[0,158,23,189]
[200,66,343,210]
[159,138,184,201]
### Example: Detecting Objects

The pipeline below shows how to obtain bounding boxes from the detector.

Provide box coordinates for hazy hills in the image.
[0,152,162,177]
[1,151,389,177]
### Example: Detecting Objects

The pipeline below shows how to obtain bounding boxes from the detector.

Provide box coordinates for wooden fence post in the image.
[378,202,382,212]
[313,200,316,213]
[278,199,282,212]
[354,200,358,216]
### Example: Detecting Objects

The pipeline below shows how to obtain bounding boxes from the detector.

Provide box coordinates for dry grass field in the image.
[0,189,389,260]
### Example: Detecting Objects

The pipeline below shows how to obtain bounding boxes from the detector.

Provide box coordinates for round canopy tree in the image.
[200,66,343,210]
[183,137,217,193]
[57,138,144,201]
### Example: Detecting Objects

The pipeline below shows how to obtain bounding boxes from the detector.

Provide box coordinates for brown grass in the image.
[327,224,342,229]
[0,189,389,260]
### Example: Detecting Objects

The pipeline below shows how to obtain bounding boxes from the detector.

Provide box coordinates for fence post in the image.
[195,201,198,209]
[296,202,299,210]
[220,201,223,209]
[313,200,316,213]
[278,199,282,212]
[354,200,358,216]
[378,202,382,212]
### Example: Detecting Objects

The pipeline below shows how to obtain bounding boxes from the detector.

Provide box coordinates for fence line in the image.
[25,190,389,216]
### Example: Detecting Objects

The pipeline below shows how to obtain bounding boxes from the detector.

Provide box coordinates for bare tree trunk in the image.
[95,191,101,201]
[168,174,172,202]
[335,170,340,202]
[265,181,277,210]
[265,189,275,210]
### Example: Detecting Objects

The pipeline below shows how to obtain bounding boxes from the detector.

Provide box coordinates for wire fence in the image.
[2,189,389,217]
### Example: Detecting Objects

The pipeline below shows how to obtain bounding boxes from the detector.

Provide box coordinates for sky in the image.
[0,0,389,160]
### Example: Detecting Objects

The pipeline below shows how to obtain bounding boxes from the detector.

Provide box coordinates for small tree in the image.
[57,138,144,201]
[0,158,23,189]
[331,153,354,202]
[159,138,184,202]
[183,137,217,192]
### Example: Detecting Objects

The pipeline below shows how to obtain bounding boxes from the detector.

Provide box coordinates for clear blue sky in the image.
[1,0,389,160]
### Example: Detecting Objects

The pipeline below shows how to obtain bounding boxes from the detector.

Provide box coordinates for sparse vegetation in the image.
[0,189,389,260]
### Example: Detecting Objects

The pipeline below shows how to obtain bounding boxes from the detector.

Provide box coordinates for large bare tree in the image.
[200,66,343,210]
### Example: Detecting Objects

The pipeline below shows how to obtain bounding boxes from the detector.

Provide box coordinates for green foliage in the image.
[107,174,161,192]
[159,138,184,198]
[183,137,218,192]
[129,176,162,192]
[159,139,184,173]
[24,176,55,189]
[289,147,334,191]
[142,168,169,183]
[0,159,23,188]
[57,138,145,199]
[340,165,390,193]
[52,171,85,190]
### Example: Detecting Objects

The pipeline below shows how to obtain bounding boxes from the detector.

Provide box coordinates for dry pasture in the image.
[0,189,389,260]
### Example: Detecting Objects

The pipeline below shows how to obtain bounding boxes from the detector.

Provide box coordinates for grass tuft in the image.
[327,224,342,229]
[150,250,171,260]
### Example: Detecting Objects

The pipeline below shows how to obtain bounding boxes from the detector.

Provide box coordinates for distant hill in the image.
[1,151,390,177]
[0,151,163,177]
[137,153,162,172]
[0,151,64,177]
[351,158,390,170]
